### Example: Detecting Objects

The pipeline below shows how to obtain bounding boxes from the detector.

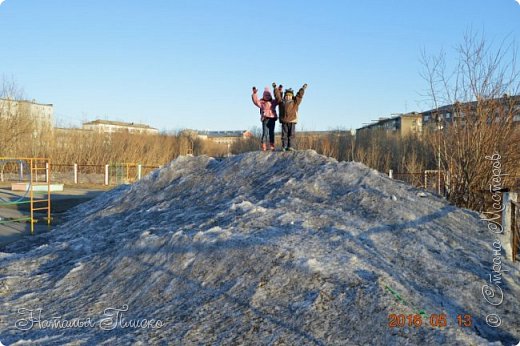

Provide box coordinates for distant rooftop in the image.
[83,119,157,130]
[0,98,53,106]
[358,112,421,131]
[357,94,520,131]
[55,127,92,132]
[198,130,251,138]
[298,130,353,136]
[420,94,520,115]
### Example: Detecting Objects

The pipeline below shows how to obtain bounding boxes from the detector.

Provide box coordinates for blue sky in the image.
[0,1,519,132]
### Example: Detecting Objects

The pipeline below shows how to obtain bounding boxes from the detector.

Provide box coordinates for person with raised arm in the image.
[251,86,278,151]
[273,82,307,151]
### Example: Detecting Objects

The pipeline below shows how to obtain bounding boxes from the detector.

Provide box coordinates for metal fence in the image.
[2,162,161,186]
[391,170,446,195]
[391,171,519,197]
[392,172,425,188]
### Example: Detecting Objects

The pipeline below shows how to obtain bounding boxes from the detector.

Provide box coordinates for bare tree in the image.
[421,31,520,209]
[0,78,35,156]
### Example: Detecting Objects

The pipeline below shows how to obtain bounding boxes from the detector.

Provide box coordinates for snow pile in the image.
[0,150,519,345]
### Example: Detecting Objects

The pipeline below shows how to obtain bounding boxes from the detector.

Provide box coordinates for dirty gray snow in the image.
[0,150,519,345]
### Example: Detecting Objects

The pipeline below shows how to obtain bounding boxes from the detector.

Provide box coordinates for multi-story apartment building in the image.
[0,98,53,131]
[356,112,423,136]
[82,119,159,135]
[357,95,520,135]
[197,130,253,144]
[420,95,520,127]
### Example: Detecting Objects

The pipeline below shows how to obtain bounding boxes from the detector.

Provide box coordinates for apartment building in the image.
[82,119,159,135]
[197,130,253,144]
[0,98,53,131]
[356,112,423,136]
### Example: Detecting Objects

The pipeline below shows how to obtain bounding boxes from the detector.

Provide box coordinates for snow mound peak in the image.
[1,150,519,345]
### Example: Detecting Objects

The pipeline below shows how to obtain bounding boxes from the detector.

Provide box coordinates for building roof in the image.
[198,130,250,138]
[55,127,93,133]
[357,94,520,131]
[0,98,53,106]
[357,112,421,131]
[83,119,157,130]
[298,130,353,136]
[421,94,520,116]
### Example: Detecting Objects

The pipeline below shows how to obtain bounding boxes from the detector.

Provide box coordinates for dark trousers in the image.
[261,118,276,144]
[281,122,296,148]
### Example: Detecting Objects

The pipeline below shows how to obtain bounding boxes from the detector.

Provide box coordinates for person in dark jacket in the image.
[273,82,307,151]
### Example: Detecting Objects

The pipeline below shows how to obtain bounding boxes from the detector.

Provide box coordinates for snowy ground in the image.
[0,150,519,345]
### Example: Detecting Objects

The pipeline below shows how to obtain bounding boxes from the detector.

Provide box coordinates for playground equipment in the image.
[0,157,52,234]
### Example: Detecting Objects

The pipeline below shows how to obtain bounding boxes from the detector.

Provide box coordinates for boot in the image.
[270,144,275,151]
[261,143,267,151]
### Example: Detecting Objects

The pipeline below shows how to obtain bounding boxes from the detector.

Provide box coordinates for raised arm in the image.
[273,82,283,103]
[251,87,261,108]
[295,83,307,106]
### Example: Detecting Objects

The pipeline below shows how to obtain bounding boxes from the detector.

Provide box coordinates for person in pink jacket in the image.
[252,86,278,151]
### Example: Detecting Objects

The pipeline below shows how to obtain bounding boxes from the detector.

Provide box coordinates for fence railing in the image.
[390,170,446,195]
[1,162,161,186]
[391,173,519,262]
[389,170,519,198]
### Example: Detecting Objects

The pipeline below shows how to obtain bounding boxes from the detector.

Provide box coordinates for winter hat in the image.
[284,88,294,97]
[262,87,272,100]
